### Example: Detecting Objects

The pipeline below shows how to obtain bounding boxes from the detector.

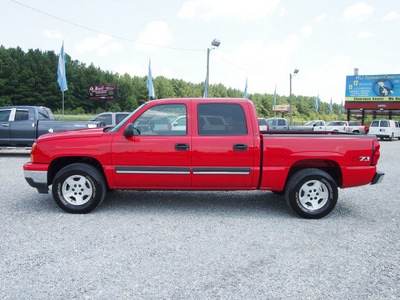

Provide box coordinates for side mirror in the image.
[123,123,140,137]
[123,123,134,137]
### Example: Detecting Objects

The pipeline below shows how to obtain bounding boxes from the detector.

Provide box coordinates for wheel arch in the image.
[285,159,342,189]
[48,156,106,187]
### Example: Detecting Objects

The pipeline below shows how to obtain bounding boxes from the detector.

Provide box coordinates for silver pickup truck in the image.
[0,106,102,147]
[261,118,313,132]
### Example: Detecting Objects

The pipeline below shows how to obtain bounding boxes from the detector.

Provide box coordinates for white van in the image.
[369,119,400,140]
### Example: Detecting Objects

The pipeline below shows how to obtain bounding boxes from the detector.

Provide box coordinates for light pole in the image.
[289,69,299,125]
[205,39,221,97]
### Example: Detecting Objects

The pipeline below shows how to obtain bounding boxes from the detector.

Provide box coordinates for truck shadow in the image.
[100,190,290,218]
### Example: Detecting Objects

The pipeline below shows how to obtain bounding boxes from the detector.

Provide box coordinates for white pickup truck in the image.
[304,120,326,131]
[324,121,348,133]
[303,120,347,132]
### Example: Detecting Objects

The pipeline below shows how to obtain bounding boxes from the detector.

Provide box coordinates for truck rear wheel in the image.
[52,163,106,213]
[285,168,338,219]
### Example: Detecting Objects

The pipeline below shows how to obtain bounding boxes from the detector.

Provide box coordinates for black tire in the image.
[52,163,106,213]
[285,168,338,219]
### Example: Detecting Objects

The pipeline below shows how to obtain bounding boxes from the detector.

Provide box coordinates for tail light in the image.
[266,126,269,131]
[372,139,381,166]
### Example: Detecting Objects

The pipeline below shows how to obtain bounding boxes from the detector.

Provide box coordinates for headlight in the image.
[88,124,97,128]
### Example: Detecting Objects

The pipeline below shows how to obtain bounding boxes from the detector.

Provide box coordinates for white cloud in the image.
[383,11,400,20]
[300,25,313,38]
[316,14,327,23]
[75,34,123,57]
[115,60,146,76]
[298,55,354,104]
[358,31,373,38]
[212,24,316,95]
[343,2,374,21]
[178,0,280,21]
[98,42,124,57]
[75,34,112,53]
[136,21,172,51]
[214,32,302,95]
[279,6,286,17]
[42,30,63,40]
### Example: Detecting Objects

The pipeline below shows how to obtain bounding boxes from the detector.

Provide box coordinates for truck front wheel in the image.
[285,168,338,219]
[52,163,106,213]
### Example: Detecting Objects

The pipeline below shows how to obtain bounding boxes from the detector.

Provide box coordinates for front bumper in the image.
[371,171,385,185]
[23,163,49,194]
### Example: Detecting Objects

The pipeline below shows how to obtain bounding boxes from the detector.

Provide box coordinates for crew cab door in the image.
[9,108,36,146]
[111,102,191,188]
[0,108,12,145]
[191,101,257,188]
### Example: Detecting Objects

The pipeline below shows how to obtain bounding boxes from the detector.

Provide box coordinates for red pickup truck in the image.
[23,98,384,218]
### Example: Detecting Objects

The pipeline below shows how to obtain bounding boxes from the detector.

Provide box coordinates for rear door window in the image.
[197,103,247,136]
[277,119,286,126]
[14,109,29,121]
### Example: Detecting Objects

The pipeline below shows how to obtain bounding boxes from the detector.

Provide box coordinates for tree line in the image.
[0,46,343,121]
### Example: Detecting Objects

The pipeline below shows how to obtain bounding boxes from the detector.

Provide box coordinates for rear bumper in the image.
[371,171,385,185]
[23,163,49,194]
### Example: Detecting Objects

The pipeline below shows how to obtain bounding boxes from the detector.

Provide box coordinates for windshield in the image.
[305,121,315,126]
[109,103,146,133]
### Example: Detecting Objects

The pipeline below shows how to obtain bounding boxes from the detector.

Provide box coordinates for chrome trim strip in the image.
[193,168,251,175]
[115,167,191,175]
[117,170,191,175]
[115,167,251,175]
[193,171,250,175]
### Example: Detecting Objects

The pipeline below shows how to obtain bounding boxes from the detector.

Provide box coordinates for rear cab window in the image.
[380,120,389,127]
[197,103,247,136]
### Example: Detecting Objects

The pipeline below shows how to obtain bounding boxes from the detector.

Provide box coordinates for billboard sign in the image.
[89,85,117,100]
[273,103,290,112]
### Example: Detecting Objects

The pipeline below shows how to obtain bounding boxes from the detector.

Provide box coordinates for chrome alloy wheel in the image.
[297,180,329,211]
[61,175,93,205]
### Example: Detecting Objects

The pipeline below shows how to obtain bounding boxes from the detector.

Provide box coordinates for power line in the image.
[11,0,204,52]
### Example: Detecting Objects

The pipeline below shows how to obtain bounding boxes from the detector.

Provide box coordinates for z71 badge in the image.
[353,156,371,162]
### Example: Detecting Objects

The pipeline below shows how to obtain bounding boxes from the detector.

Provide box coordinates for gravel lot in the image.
[1,141,399,299]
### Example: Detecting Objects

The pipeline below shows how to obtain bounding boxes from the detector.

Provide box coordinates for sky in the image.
[2,0,400,105]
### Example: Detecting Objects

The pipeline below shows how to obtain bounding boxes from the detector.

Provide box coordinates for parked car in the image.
[0,106,102,147]
[24,98,384,219]
[369,119,400,140]
[264,118,289,131]
[325,121,348,132]
[258,118,268,131]
[346,121,367,134]
[304,120,326,131]
[90,112,130,127]
[171,115,187,131]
